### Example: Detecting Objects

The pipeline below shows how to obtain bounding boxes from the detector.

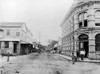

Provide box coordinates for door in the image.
[14,44,17,53]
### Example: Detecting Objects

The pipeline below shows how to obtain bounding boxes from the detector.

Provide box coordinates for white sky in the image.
[0,0,74,45]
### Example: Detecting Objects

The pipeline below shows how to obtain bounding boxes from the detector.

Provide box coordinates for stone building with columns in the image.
[0,22,33,55]
[61,0,100,59]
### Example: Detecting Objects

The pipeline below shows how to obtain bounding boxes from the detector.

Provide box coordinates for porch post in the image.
[9,41,13,54]
[1,42,5,54]
[17,41,21,55]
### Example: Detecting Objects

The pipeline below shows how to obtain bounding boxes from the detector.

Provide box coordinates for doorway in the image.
[79,34,89,58]
[83,41,88,57]
[95,34,100,51]
[14,44,17,53]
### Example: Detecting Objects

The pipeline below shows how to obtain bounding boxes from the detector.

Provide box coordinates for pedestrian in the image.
[80,48,85,60]
[7,52,10,62]
[76,49,80,61]
[72,52,75,64]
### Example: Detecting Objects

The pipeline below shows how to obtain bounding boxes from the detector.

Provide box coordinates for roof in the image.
[0,22,25,27]
[0,38,20,41]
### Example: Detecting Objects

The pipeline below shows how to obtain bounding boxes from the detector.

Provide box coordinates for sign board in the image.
[79,34,88,41]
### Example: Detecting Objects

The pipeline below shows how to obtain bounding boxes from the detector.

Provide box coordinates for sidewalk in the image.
[56,54,100,63]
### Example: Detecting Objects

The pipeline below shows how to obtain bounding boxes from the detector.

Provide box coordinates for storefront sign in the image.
[79,34,88,41]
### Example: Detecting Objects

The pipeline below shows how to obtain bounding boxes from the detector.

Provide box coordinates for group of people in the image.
[76,48,86,60]
[72,48,86,64]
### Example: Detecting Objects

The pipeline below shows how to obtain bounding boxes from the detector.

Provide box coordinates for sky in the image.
[0,0,74,45]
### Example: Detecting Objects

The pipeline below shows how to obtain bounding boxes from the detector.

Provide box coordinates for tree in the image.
[47,40,58,51]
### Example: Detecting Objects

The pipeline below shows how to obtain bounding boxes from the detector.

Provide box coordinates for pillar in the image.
[1,42,4,49]
[88,32,96,59]
[74,14,79,30]
[87,8,95,27]
[9,42,13,54]
[1,42,5,54]
[17,42,21,55]
[74,35,78,56]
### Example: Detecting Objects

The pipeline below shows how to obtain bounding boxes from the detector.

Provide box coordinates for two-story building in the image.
[61,0,100,59]
[0,22,33,55]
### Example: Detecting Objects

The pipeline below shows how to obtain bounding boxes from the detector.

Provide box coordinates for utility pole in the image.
[38,31,41,44]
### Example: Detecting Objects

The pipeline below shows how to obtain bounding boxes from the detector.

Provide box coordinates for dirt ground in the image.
[1,52,100,74]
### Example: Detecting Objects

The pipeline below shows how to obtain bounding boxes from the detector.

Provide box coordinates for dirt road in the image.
[1,52,100,74]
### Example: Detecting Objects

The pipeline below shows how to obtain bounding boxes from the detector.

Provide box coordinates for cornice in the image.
[61,0,100,27]
[62,27,100,40]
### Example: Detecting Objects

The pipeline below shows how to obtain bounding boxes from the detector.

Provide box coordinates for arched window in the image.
[79,13,82,22]
[84,12,87,20]
[95,10,100,18]
[84,12,87,27]
[78,13,82,27]
[95,34,100,51]
[95,10,100,26]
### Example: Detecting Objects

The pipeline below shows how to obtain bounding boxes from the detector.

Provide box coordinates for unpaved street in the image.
[1,52,100,74]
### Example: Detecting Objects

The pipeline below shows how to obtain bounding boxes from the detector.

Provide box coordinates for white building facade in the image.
[0,22,33,55]
[61,0,100,59]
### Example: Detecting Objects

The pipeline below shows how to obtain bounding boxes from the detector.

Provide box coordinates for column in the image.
[87,8,95,27]
[88,32,96,59]
[9,42,13,54]
[74,35,78,56]
[17,42,21,55]
[1,42,4,49]
[1,42,5,54]
[74,14,79,30]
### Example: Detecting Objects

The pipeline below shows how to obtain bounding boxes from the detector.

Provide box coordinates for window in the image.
[79,22,82,27]
[79,13,82,22]
[0,31,3,38]
[5,41,9,48]
[84,12,87,27]
[84,12,87,20]
[95,34,100,51]
[78,12,88,27]
[6,29,10,36]
[78,13,83,27]
[72,17,74,30]
[84,20,87,27]
[16,32,20,36]
[95,23,100,26]
[95,10,100,18]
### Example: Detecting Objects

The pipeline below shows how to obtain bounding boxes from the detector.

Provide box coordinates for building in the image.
[0,22,33,55]
[61,0,100,59]
[57,37,62,53]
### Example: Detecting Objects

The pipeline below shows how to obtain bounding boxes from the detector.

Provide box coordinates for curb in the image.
[56,54,100,63]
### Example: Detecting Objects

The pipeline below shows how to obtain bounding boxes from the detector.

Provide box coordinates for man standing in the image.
[76,49,80,61]
[80,48,85,60]
[72,52,75,64]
